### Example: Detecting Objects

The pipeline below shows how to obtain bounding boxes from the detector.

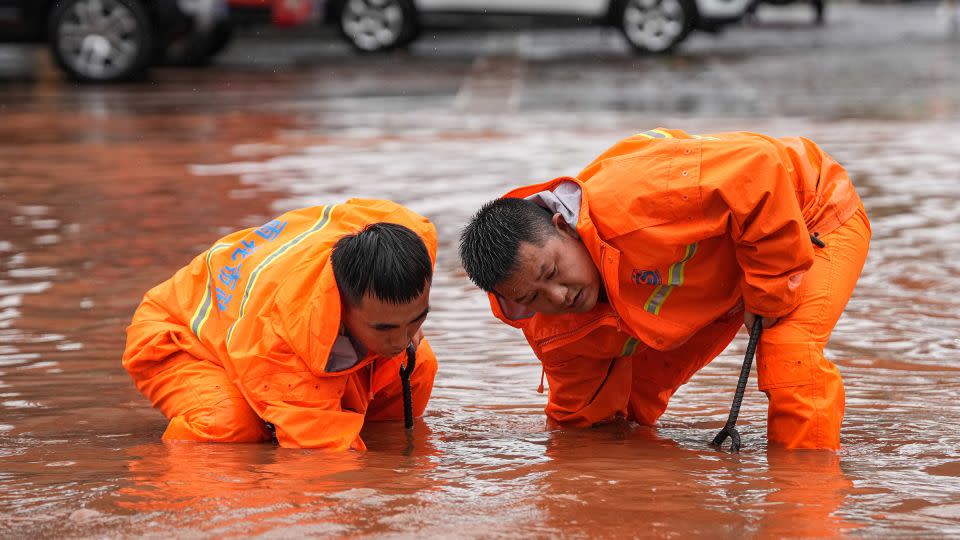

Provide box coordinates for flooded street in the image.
[2,3,960,537]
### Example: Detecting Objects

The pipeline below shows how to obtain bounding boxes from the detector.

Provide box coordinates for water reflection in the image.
[759,450,857,537]
[116,421,440,536]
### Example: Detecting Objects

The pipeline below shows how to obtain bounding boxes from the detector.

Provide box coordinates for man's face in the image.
[341,283,431,358]
[494,214,602,316]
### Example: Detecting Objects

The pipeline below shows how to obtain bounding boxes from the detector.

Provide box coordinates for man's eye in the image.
[548,266,557,279]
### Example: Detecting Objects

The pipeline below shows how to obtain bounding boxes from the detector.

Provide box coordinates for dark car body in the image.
[0,0,228,81]
[0,0,192,43]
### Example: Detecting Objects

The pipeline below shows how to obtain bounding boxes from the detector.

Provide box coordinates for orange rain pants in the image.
[122,200,438,450]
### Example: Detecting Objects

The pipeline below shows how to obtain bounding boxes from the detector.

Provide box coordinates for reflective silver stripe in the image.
[189,243,230,337]
[642,129,667,139]
[644,284,673,315]
[643,243,698,315]
[225,205,335,346]
[667,243,697,286]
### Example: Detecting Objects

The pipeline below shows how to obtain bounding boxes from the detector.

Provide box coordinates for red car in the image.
[227,0,317,27]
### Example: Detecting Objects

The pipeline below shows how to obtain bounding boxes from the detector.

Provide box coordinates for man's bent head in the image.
[459,198,602,316]
[332,222,432,357]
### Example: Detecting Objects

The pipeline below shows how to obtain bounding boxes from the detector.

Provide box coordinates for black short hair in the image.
[331,222,432,305]
[459,198,556,292]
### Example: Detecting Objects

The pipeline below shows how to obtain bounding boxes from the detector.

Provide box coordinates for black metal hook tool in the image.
[712,317,763,452]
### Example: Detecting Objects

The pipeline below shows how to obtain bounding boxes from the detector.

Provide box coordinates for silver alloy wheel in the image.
[56,0,140,80]
[341,0,405,51]
[622,0,687,52]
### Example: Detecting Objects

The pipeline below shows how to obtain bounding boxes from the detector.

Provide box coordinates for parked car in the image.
[164,0,237,66]
[0,0,230,81]
[157,0,316,65]
[325,0,755,54]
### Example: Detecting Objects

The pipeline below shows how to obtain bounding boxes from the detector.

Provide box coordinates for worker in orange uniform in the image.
[459,129,870,450]
[123,199,438,450]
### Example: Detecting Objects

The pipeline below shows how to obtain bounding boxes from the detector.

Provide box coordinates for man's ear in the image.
[551,212,575,238]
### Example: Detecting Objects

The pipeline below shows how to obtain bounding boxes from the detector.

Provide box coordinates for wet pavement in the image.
[2,2,960,537]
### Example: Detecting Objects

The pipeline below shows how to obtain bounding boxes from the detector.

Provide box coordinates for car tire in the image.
[164,19,234,67]
[614,0,695,54]
[336,0,418,53]
[48,0,156,82]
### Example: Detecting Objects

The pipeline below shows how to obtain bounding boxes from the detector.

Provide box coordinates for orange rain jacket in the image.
[123,200,438,450]
[488,129,863,433]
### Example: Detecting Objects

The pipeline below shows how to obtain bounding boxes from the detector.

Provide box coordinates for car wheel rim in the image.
[57,0,140,79]
[623,0,685,51]
[342,0,405,51]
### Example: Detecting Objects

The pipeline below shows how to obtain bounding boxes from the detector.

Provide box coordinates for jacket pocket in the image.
[756,341,817,390]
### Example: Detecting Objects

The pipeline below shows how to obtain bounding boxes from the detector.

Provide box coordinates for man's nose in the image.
[390,329,411,349]
[547,285,567,307]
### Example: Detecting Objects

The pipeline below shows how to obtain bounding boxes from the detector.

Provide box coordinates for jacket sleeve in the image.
[260,397,367,451]
[721,140,815,318]
[542,354,633,427]
[529,332,633,427]
[235,353,368,451]
[229,309,369,451]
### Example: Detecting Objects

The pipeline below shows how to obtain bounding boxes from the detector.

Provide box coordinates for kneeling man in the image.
[123,199,437,450]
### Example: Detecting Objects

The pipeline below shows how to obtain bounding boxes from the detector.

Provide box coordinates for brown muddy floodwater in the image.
[2,32,960,537]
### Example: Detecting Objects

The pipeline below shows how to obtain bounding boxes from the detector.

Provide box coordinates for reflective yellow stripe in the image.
[643,243,698,315]
[620,337,639,357]
[225,205,336,346]
[637,129,675,140]
[189,243,230,338]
